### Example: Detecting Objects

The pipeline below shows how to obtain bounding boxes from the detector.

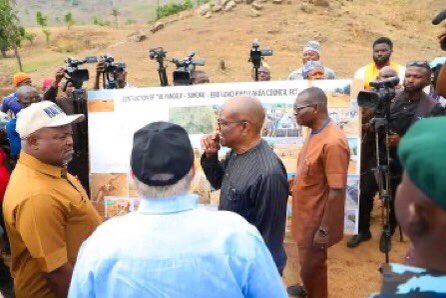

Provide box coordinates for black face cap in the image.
[131,121,194,186]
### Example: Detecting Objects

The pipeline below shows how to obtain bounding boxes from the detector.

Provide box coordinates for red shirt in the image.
[0,147,10,202]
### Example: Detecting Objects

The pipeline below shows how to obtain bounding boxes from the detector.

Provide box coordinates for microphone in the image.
[432,10,446,25]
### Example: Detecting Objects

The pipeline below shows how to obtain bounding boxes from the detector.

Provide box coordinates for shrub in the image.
[156,0,194,19]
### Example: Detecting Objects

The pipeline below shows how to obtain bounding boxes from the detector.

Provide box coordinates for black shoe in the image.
[347,232,372,248]
[287,284,307,297]
[380,229,393,253]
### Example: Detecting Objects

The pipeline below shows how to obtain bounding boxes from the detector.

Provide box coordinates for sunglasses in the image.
[406,61,431,70]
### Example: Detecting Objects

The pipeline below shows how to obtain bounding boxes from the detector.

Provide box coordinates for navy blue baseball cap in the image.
[131,121,194,186]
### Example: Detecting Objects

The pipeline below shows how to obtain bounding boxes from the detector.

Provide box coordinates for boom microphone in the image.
[432,10,446,25]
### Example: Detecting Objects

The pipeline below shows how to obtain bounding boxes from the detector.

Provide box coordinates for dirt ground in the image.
[0,1,437,296]
[283,199,409,298]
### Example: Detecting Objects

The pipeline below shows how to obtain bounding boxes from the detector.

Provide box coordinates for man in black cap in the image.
[69,121,287,298]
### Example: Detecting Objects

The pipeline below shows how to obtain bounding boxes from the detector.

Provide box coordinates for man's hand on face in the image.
[200,133,220,157]
[388,131,401,147]
[96,61,106,75]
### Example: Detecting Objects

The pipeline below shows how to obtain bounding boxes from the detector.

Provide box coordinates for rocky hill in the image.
[14,0,181,26]
[1,0,445,91]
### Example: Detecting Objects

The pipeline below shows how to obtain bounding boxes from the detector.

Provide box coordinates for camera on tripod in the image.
[149,47,169,87]
[171,52,206,86]
[149,47,167,61]
[357,77,400,115]
[64,56,98,89]
[249,39,272,81]
[100,55,127,89]
[358,76,402,261]
[432,10,446,51]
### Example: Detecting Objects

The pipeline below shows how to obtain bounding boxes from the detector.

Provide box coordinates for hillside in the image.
[3,0,442,91]
[14,0,181,26]
[1,1,446,297]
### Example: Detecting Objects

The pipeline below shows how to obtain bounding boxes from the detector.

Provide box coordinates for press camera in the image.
[171,52,206,85]
[100,55,127,89]
[357,77,400,116]
[64,56,98,89]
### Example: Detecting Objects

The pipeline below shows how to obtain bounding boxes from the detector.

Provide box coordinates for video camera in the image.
[149,47,169,86]
[171,52,205,85]
[149,47,167,61]
[100,55,127,89]
[64,56,98,89]
[249,39,272,81]
[249,39,273,68]
[357,77,400,116]
[432,10,446,50]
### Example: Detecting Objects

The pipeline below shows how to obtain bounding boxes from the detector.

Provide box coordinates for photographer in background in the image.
[94,58,131,89]
[43,67,90,193]
[190,70,210,85]
[251,64,271,82]
[44,68,75,108]
[348,62,444,250]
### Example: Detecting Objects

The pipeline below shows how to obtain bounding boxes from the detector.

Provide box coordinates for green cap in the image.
[398,117,446,210]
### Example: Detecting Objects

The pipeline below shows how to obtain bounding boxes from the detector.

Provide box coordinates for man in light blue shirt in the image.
[69,121,287,298]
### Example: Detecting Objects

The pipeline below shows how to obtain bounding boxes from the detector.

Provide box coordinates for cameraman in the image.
[94,61,130,89]
[251,64,271,82]
[190,70,210,85]
[43,68,90,193]
[43,68,74,106]
[347,61,444,250]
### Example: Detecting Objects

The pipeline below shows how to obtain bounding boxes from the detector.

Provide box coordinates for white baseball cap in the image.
[16,101,84,139]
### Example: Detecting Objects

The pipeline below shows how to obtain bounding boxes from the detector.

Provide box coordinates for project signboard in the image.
[87,79,360,234]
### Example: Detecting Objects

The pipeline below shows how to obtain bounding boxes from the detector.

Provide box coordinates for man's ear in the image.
[436,64,446,97]
[26,135,39,150]
[406,201,430,239]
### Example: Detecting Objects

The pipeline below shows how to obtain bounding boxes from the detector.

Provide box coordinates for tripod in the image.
[371,115,404,264]
[372,116,392,263]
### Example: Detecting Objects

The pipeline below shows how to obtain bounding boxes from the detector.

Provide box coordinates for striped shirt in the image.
[201,139,289,274]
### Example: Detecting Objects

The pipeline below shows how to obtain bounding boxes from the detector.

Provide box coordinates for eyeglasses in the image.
[217,119,247,129]
[293,104,315,115]
[406,61,431,70]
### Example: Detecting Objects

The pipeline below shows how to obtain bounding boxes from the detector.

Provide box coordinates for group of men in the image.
[0,33,445,298]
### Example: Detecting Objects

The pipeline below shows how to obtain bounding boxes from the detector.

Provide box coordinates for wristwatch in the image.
[318,227,329,237]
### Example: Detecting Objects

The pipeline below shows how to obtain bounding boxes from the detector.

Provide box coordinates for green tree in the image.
[64,12,75,29]
[36,11,50,45]
[24,32,36,45]
[0,0,25,70]
[36,11,48,27]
